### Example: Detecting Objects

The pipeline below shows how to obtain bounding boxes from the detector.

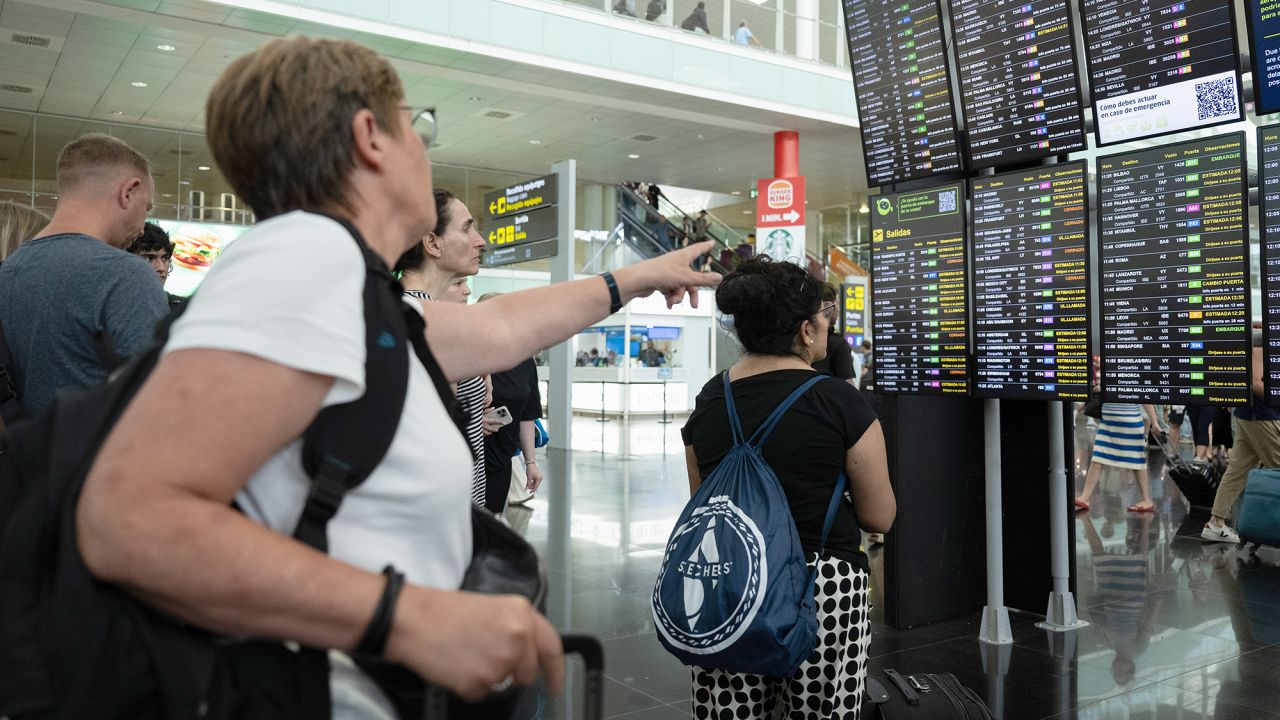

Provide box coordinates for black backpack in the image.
[0,217,468,719]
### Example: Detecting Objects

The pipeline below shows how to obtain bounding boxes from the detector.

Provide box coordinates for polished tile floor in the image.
[511,415,1280,719]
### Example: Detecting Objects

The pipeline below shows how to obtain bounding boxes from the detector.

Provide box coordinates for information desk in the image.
[871,183,971,395]
[1097,134,1250,404]
[1080,0,1242,145]
[971,162,1090,400]
[842,0,964,186]
[1247,0,1280,115]
[1259,125,1280,402]
[949,0,1086,168]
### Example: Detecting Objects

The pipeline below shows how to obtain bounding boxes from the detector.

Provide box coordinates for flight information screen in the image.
[843,0,965,186]
[1247,0,1280,115]
[870,182,971,395]
[1259,125,1280,402]
[1097,134,1250,404]
[1081,0,1242,145]
[949,0,1087,168]
[971,162,1090,400]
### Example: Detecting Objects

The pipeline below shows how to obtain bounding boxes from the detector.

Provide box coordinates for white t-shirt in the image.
[165,211,473,716]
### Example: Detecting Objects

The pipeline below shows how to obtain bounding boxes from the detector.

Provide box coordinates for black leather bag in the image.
[1082,394,1103,420]
[865,670,993,719]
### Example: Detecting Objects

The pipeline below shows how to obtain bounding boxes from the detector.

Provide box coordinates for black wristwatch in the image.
[600,271,623,314]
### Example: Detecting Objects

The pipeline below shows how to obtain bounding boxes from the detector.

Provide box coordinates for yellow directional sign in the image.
[483,174,558,220]
[484,206,558,248]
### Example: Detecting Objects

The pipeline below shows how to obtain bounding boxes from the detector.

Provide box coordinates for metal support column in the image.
[980,398,1014,644]
[548,159,577,452]
[1038,400,1088,631]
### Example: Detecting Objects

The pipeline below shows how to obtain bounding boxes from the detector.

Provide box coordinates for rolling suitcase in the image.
[423,634,604,720]
[1152,430,1220,510]
[865,669,992,719]
[1239,469,1280,548]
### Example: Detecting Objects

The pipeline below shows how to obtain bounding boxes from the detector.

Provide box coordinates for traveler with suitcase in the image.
[1075,402,1162,512]
[676,256,894,719]
[1203,333,1280,543]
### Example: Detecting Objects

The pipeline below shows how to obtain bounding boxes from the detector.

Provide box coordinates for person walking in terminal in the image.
[76,36,718,714]
[682,256,894,719]
[1074,402,1162,513]
[734,20,762,47]
[1202,333,1280,543]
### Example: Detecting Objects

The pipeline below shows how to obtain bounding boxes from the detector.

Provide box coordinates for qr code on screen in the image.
[938,189,957,212]
[1195,77,1238,121]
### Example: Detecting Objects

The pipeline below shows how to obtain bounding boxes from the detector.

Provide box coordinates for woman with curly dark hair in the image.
[681,256,895,719]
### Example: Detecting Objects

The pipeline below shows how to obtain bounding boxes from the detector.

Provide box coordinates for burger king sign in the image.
[755,176,806,266]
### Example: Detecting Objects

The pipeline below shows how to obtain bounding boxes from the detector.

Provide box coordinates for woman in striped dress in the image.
[1075,403,1161,513]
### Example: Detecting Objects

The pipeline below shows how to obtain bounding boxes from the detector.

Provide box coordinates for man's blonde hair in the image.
[55,134,150,194]
[205,37,405,219]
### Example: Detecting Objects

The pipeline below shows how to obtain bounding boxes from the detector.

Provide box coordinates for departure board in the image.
[1259,125,1280,402]
[1097,134,1250,404]
[971,162,1090,400]
[843,0,965,186]
[949,0,1087,168]
[1080,0,1243,145]
[870,183,971,394]
[1247,0,1280,115]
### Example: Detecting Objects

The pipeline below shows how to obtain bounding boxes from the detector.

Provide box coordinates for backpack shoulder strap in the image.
[0,261,24,424]
[293,217,411,554]
[747,374,827,448]
[721,371,746,446]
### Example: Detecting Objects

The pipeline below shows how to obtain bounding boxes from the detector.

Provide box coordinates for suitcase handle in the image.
[883,669,921,705]
[422,634,606,719]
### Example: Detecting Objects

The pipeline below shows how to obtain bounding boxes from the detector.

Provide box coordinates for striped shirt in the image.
[404,290,488,505]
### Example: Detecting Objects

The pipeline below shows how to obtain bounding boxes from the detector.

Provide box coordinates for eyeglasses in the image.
[820,301,837,320]
[401,106,438,148]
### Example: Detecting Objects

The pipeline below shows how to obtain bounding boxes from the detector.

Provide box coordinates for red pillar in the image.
[773,131,799,178]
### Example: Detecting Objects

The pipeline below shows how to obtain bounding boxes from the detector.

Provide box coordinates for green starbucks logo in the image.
[762,228,796,259]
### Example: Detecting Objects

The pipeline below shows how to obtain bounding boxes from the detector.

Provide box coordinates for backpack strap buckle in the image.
[294,456,352,551]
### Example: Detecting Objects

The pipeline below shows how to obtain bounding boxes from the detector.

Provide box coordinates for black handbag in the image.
[361,507,547,720]
[1082,394,1103,420]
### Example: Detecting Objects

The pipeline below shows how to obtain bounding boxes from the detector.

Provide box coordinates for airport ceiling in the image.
[0,0,871,215]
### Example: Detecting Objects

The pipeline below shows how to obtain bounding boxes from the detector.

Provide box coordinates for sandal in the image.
[1127,503,1155,513]
[1074,498,1090,511]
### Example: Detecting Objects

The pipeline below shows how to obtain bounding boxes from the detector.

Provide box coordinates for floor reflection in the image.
[505,415,1280,719]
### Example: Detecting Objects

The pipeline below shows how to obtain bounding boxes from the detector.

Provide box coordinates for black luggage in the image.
[423,635,604,720]
[1151,430,1220,510]
[865,669,992,719]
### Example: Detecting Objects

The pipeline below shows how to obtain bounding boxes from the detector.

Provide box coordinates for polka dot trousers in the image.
[691,555,871,720]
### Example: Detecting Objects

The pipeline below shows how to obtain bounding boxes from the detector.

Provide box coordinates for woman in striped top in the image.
[396,189,490,507]
[1075,402,1161,513]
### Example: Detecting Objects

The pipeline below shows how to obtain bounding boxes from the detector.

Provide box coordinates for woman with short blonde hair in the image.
[0,200,49,260]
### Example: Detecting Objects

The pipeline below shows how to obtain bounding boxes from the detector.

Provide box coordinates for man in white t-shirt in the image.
[75,36,718,714]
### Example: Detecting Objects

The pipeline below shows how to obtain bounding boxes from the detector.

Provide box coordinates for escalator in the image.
[613,184,739,274]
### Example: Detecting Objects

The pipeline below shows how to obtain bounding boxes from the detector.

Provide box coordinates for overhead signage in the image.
[1259,124,1280,402]
[1097,133,1250,404]
[484,205,558,249]
[948,0,1087,168]
[829,246,865,281]
[482,174,558,220]
[1247,0,1280,115]
[842,0,965,186]
[1080,0,1243,145]
[970,162,1090,401]
[482,237,558,268]
[870,182,971,395]
[755,176,807,265]
[843,277,869,349]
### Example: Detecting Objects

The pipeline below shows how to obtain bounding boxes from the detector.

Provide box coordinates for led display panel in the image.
[1247,0,1280,115]
[843,0,965,186]
[1097,134,1250,404]
[870,183,971,394]
[1080,0,1243,145]
[949,0,1087,168]
[971,162,1090,400]
[1259,125,1280,402]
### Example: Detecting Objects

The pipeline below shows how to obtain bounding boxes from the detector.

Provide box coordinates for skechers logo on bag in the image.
[653,496,766,653]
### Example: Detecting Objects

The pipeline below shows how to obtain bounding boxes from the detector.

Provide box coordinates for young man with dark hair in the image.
[127,221,189,311]
[0,133,166,416]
